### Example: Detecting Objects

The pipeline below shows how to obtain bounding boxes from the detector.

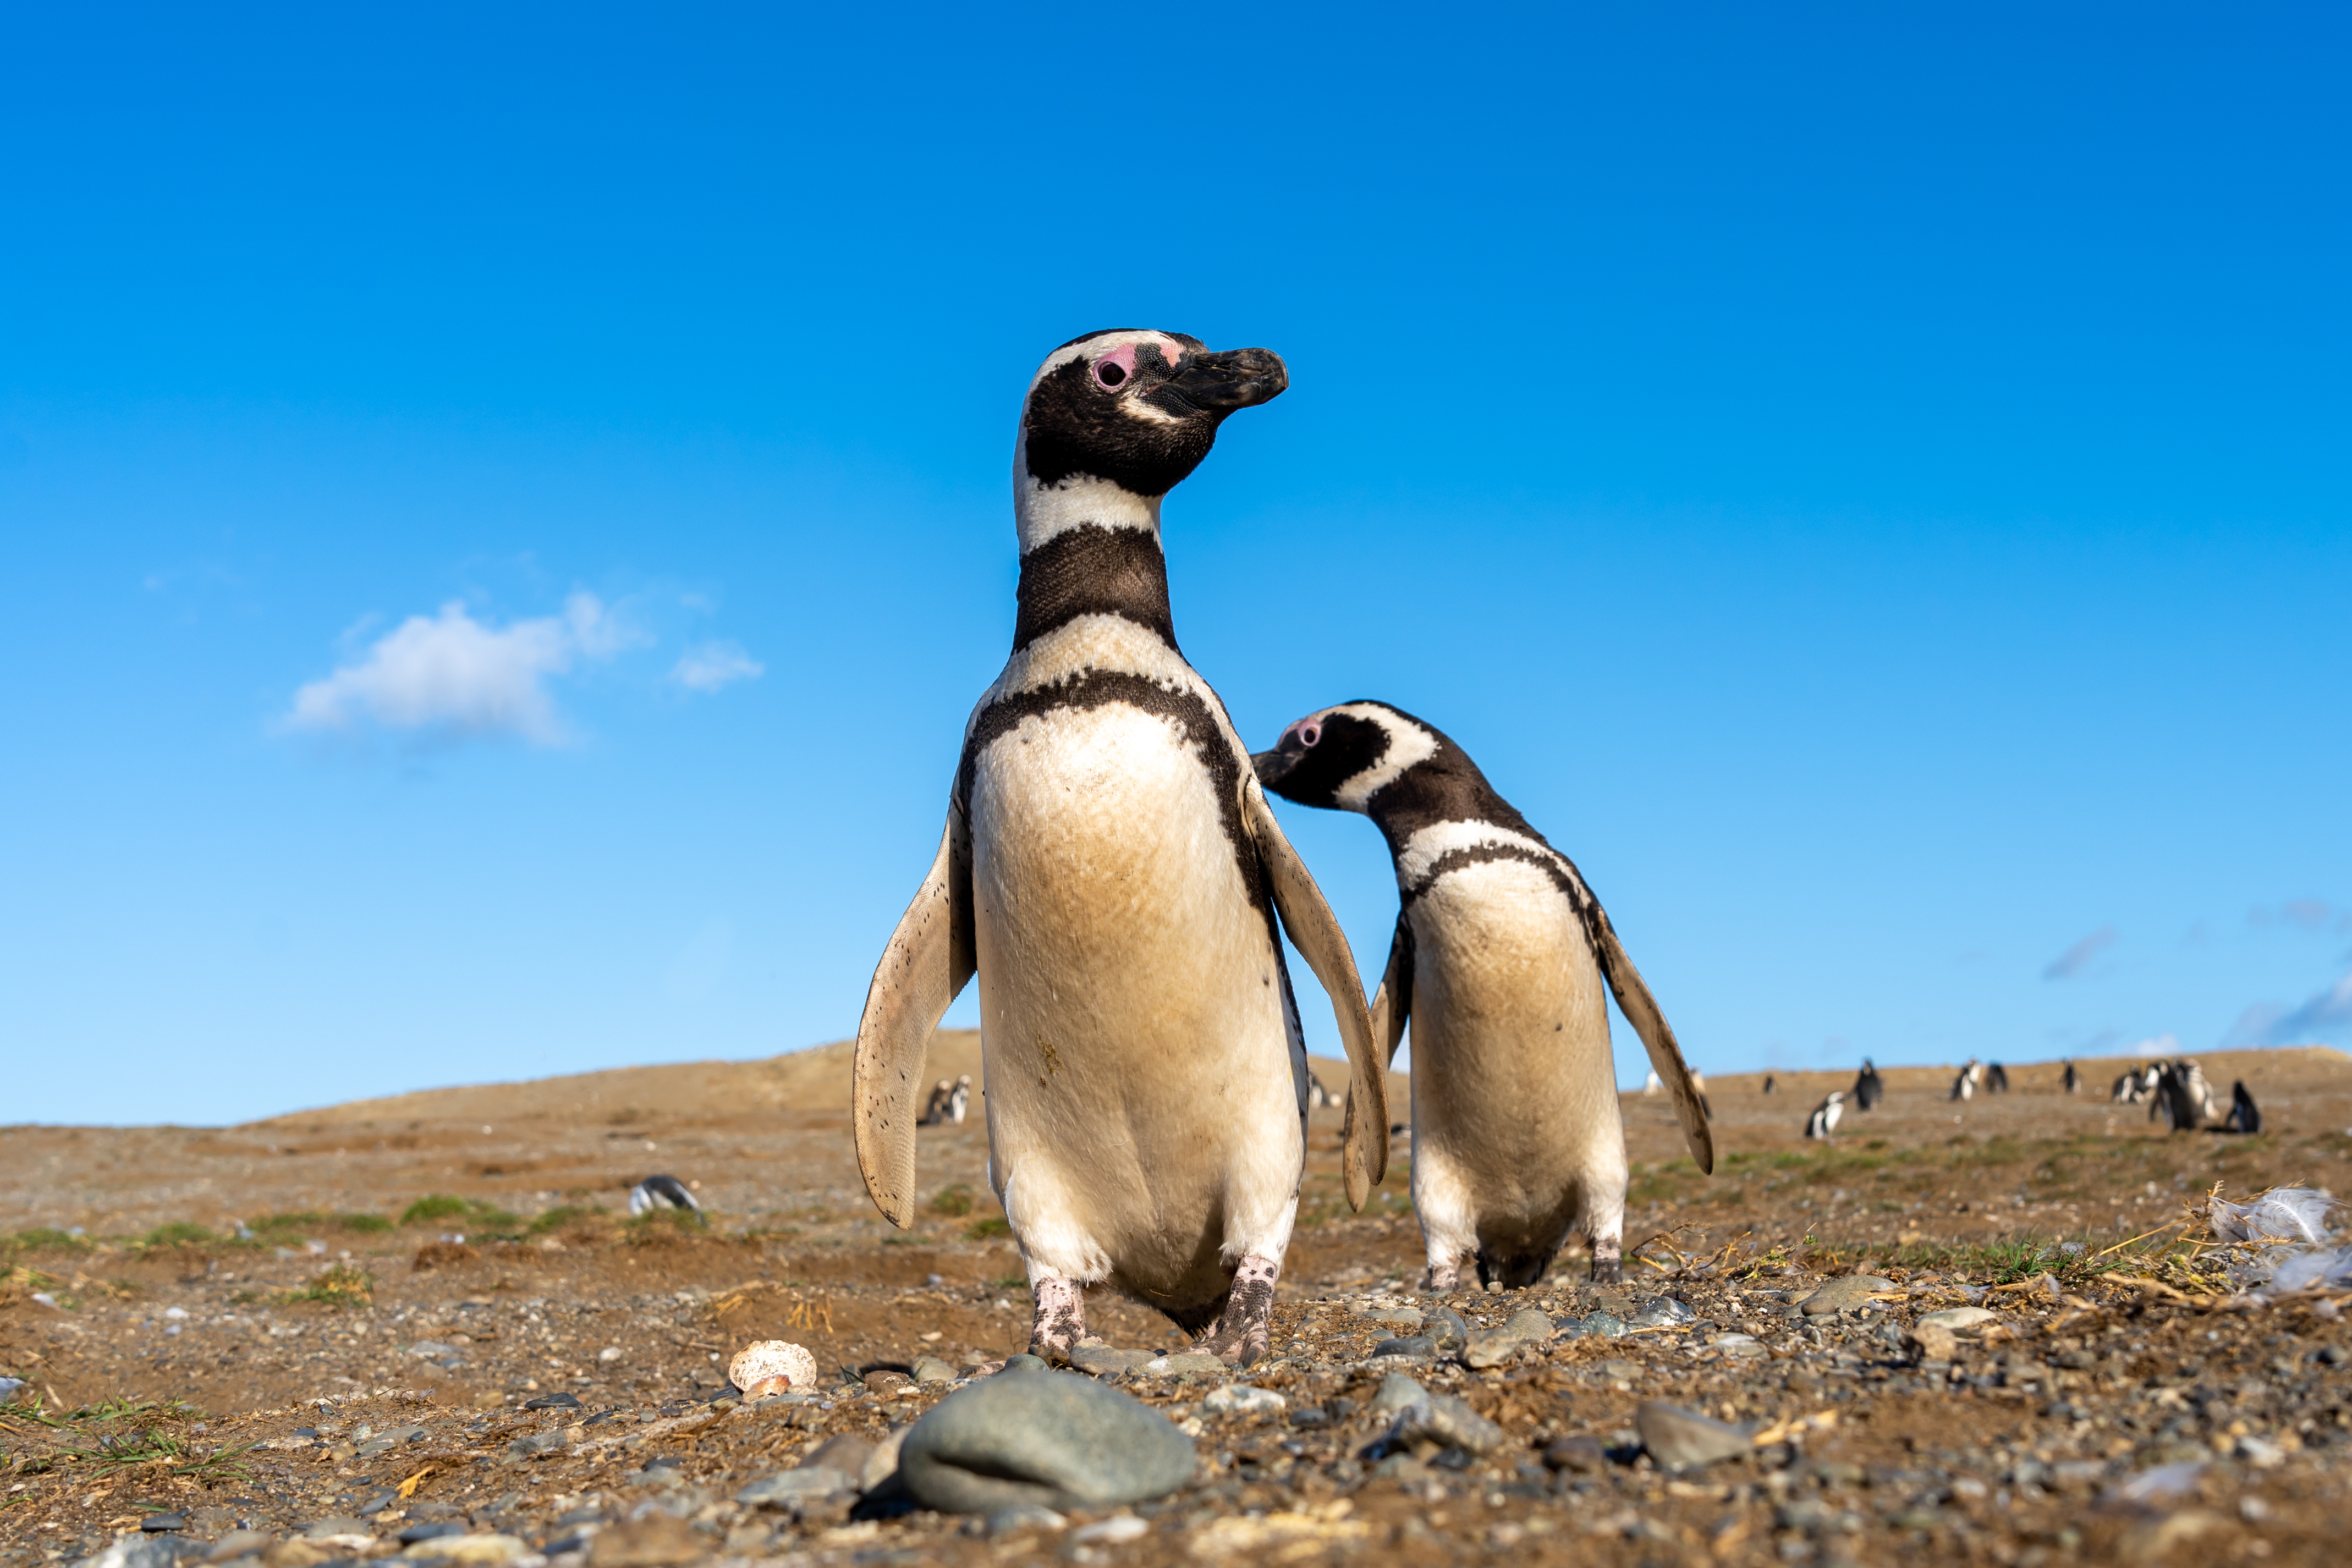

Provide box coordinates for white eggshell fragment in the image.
[729,1339,818,1397]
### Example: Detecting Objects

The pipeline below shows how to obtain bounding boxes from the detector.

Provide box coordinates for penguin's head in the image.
[1251,701,1441,814]
[1016,330,1288,509]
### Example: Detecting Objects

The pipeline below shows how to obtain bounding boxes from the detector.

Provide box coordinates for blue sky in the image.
[3,5,2346,1126]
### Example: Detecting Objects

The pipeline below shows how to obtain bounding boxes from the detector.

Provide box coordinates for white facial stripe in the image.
[1395,818,1576,893]
[1328,703,1438,811]
[1025,331,1191,393]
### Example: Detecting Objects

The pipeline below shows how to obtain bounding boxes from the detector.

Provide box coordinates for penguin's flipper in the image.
[1368,912,1413,1070]
[853,801,976,1228]
[1243,777,1388,1208]
[1589,908,1714,1174]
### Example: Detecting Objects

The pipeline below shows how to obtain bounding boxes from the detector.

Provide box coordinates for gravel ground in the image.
[5,1043,2351,1566]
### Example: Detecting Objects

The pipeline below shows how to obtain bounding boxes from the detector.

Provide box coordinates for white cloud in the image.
[285,592,636,745]
[672,640,765,694]
[2041,925,2117,981]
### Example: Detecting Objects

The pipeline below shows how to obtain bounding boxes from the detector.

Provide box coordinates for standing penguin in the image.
[1252,702,1710,1288]
[1805,1090,1845,1141]
[2062,1059,2080,1094]
[1853,1058,1884,1111]
[853,332,1384,1367]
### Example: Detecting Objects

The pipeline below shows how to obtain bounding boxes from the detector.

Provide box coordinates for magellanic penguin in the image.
[1851,1057,1883,1111]
[1805,1090,1845,1141]
[853,331,1386,1366]
[629,1174,705,1225]
[1252,701,1710,1288]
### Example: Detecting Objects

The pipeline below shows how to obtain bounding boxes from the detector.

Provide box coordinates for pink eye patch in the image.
[1093,344,1139,388]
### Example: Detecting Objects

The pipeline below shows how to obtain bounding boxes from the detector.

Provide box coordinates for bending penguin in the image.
[852,331,1386,1367]
[1805,1090,1845,1141]
[1252,701,1710,1288]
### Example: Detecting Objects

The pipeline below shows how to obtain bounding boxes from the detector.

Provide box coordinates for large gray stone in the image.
[1800,1276,1894,1316]
[1384,1391,1505,1456]
[1068,1346,1153,1376]
[910,1355,959,1385]
[1369,1374,1427,1414]
[1424,1306,1470,1351]
[1464,1308,1554,1367]
[897,1367,1196,1514]
[1636,1401,1752,1472]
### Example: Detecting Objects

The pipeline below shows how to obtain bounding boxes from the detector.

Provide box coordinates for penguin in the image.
[1853,1058,1884,1112]
[1252,701,1711,1289]
[852,331,1384,1367]
[629,1174,704,1225]
[2224,1080,2261,1134]
[1644,1070,1662,1096]
[1761,1074,1776,1094]
[1305,1071,1339,1110]
[1986,1061,2010,1094]
[1692,1069,1713,1121]
[2062,1059,2080,1094]
[2177,1058,2217,1123]
[1950,1064,1975,1102]
[2111,1065,2145,1105]
[947,1074,972,1125]
[917,1079,954,1126]
[2152,1061,2202,1131]
[1805,1090,1845,1141]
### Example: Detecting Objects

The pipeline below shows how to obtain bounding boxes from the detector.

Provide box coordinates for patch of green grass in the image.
[927,1184,976,1218]
[529,1203,606,1235]
[139,1222,216,1248]
[279,1263,375,1309]
[624,1207,707,1235]
[249,1211,393,1235]
[4,1228,90,1256]
[398,1195,520,1230]
[964,1217,1012,1240]
[990,1274,1028,1291]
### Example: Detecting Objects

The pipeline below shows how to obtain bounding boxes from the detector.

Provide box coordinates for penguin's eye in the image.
[1093,358,1128,388]
[1296,722,1321,748]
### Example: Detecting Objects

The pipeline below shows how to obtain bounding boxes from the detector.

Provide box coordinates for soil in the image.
[4,1039,2351,1566]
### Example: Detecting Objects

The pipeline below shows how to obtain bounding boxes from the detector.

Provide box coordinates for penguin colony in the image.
[1784,1054,2261,1139]
[1254,701,1713,1288]
[851,331,1702,1361]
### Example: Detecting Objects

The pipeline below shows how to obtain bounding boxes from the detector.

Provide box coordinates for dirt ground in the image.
[4,1040,2350,1567]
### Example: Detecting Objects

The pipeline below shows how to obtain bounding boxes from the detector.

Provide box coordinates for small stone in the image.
[1541,1434,1606,1473]
[1139,1351,1224,1377]
[863,1427,907,1490]
[863,1369,913,1396]
[997,1353,1051,1376]
[1203,1383,1285,1416]
[1069,1515,1148,1545]
[505,1429,570,1459]
[910,1355,959,1384]
[898,1366,1196,1513]
[1067,1346,1152,1376]
[1370,1335,1435,1358]
[1636,1400,1752,1472]
[523,1391,581,1410]
[398,1524,466,1545]
[735,1467,856,1505]
[1582,1311,1629,1338]
[2235,1434,2285,1469]
[206,1532,272,1564]
[588,1515,702,1568]
[1424,1306,1470,1351]
[1370,1374,1427,1413]
[1800,1277,1894,1317]
[1629,1297,1695,1329]
[139,1515,187,1533]
[1354,1306,1424,1329]
[1905,1323,1958,1362]
[1553,1315,1588,1339]
[300,1519,376,1542]
[1916,1306,1996,1331]
[406,1536,527,1565]
[1596,1359,1642,1382]
[1384,1390,1505,1455]
[802,1433,875,1481]
[76,1539,180,1568]
[984,1504,1066,1536]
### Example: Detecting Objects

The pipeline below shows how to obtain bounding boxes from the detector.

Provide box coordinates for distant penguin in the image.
[1643,1070,1662,1096]
[917,1079,954,1126]
[2150,1061,2206,1132]
[1853,1058,1884,1112]
[1761,1074,1777,1094]
[1986,1061,2010,1094]
[2224,1080,2261,1134]
[2111,1066,2145,1105]
[947,1074,972,1124]
[853,331,1384,1368]
[1254,701,1711,1289]
[1305,1071,1338,1110]
[1950,1064,1975,1103]
[2062,1059,2080,1094]
[1692,1069,1713,1121]
[1805,1091,1845,1141]
[2178,1058,2216,1123]
[630,1174,705,1224]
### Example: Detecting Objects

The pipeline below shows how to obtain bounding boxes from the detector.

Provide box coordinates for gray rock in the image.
[736,1467,856,1505]
[1355,1306,1424,1329]
[398,1523,467,1545]
[1916,1306,1996,1330]
[997,1354,1051,1376]
[1139,1352,1225,1377]
[301,1518,377,1540]
[1636,1401,1752,1472]
[1202,1384,1284,1416]
[898,1366,1196,1514]
[1464,1307,1555,1367]
[801,1434,875,1481]
[1582,1311,1629,1338]
[504,1429,570,1459]
[1799,1277,1894,1317]
[1541,1434,1607,1473]
[2106,1460,2206,1504]
[1384,1391,1505,1456]
[135,1515,185,1533]
[1068,1346,1152,1376]
[1630,1297,1695,1329]
[72,1538,180,1568]
[1553,1314,1589,1340]
[1424,1306,1470,1351]
[984,1504,1067,1536]
[1370,1374,1427,1414]
[910,1355,959,1385]
[1370,1335,1435,1358]
[205,1531,271,1562]
[1595,1359,1642,1382]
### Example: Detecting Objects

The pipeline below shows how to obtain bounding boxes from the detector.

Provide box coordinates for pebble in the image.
[1800,1276,1894,1316]
[1067,1346,1153,1376]
[504,1429,570,1459]
[984,1504,1067,1536]
[1370,1373,1427,1414]
[864,1427,907,1490]
[801,1433,875,1479]
[1369,1335,1436,1358]
[301,1518,377,1540]
[136,1514,185,1533]
[898,1363,1195,1513]
[997,1354,1051,1376]
[398,1523,466,1545]
[1905,1323,1959,1362]
[1140,1352,1224,1377]
[205,1531,270,1562]
[1424,1306,1470,1351]
[1384,1390,1505,1455]
[1630,1297,1695,1329]
[1354,1306,1424,1329]
[1069,1515,1150,1545]
[1541,1434,1607,1473]
[1636,1400,1753,1472]
[1916,1306,1997,1330]
[2235,1434,2285,1468]
[1596,1359,1642,1382]
[1203,1383,1285,1416]
[1581,1311,1629,1338]
[910,1355,959,1384]
[1464,1307,1554,1367]
[71,1538,178,1568]
[522,1392,581,1410]
[735,1466,858,1504]
[404,1534,527,1564]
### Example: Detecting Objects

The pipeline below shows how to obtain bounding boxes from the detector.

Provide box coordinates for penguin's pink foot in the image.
[1194,1252,1283,1367]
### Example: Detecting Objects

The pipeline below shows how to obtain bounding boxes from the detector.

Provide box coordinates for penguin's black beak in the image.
[1157,348,1288,418]
[1250,747,1300,793]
